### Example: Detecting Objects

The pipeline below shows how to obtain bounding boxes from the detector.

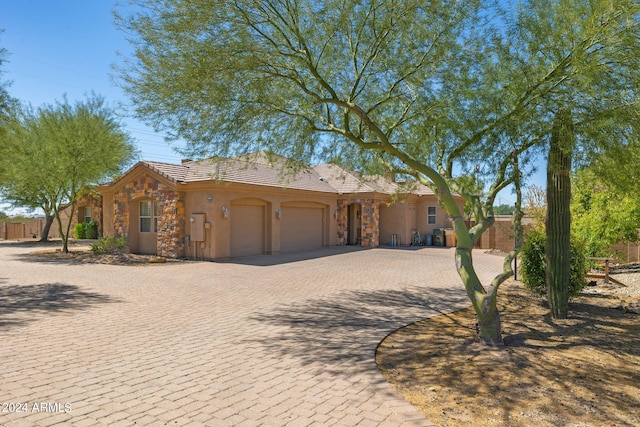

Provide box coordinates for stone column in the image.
[157,190,186,258]
[360,199,380,248]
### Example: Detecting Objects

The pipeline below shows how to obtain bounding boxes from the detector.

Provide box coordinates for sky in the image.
[1,1,541,215]
[1,1,185,214]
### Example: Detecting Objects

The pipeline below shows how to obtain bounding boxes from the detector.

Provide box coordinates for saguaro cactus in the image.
[546,108,574,319]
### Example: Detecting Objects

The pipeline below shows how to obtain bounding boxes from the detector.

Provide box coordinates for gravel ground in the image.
[607,273,640,298]
[589,262,640,300]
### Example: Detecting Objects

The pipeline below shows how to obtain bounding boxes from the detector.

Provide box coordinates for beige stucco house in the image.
[97,152,463,260]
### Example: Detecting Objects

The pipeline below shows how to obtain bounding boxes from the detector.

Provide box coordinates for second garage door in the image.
[280,206,324,252]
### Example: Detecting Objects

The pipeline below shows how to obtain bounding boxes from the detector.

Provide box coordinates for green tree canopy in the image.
[0,95,137,251]
[117,0,640,344]
[572,168,640,257]
[1,32,18,169]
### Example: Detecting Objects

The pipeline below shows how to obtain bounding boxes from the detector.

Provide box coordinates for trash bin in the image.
[444,228,456,247]
[424,234,433,246]
[433,228,445,247]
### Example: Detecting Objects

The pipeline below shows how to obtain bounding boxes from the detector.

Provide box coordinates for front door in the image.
[348,203,362,245]
[134,199,158,255]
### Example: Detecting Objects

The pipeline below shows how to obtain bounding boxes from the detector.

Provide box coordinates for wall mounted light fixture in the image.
[221,206,229,219]
[275,208,281,219]
[333,209,338,218]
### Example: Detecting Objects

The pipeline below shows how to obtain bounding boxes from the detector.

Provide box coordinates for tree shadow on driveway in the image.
[249,285,470,373]
[0,280,121,330]
[11,252,89,265]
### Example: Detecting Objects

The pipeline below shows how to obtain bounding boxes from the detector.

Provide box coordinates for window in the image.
[427,206,437,225]
[140,200,158,233]
[83,207,92,223]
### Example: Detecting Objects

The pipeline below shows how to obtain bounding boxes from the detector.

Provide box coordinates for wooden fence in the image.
[0,219,63,240]
[472,216,640,263]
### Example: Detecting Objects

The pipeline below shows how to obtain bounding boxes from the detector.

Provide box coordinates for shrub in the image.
[520,229,589,298]
[90,236,127,255]
[86,221,99,239]
[74,222,87,239]
[74,221,99,239]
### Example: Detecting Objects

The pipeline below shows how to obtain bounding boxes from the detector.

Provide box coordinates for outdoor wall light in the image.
[221,206,229,219]
[275,208,281,219]
[333,209,338,218]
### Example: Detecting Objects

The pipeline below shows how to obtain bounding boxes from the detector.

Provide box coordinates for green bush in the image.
[74,222,87,239]
[86,221,99,239]
[74,221,99,239]
[90,236,127,255]
[520,229,589,298]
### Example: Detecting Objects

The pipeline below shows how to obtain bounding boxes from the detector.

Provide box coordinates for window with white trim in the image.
[427,206,437,225]
[83,207,92,223]
[140,200,158,233]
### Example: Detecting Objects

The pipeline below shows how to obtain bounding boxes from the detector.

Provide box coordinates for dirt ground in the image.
[23,240,175,265]
[377,267,640,427]
[33,250,169,265]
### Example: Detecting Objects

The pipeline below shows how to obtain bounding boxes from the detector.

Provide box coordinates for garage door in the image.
[280,207,323,252]
[230,204,265,257]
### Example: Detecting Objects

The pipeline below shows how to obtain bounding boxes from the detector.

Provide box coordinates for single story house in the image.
[96,151,463,260]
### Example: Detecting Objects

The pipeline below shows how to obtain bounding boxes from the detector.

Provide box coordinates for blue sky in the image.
[1,1,183,163]
[1,1,535,214]
[1,1,185,214]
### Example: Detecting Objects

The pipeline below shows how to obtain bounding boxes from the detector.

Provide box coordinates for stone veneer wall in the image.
[113,173,185,258]
[360,199,381,247]
[337,198,381,248]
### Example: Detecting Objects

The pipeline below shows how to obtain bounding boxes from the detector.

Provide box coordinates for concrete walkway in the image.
[0,242,504,426]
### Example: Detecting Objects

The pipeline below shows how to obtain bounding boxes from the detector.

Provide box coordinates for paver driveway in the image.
[0,242,504,426]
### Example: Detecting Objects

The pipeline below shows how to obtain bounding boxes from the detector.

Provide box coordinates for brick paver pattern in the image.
[0,243,503,426]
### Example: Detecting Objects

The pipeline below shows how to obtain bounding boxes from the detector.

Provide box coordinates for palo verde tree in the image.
[117,0,640,344]
[0,95,136,251]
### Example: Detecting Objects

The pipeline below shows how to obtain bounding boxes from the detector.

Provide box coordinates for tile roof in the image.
[182,155,337,192]
[312,164,380,193]
[115,152,435,196]
[142,161,189,182]
[312,164,435,196]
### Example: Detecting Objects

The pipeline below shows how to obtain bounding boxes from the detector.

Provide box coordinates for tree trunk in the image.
[546,108,574,319]
[455,244,503,344]
[444,196,504,344]
[385,149,507,345]
[53,203,74,254]
[39,214,54,242]
[63,203,75,254]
